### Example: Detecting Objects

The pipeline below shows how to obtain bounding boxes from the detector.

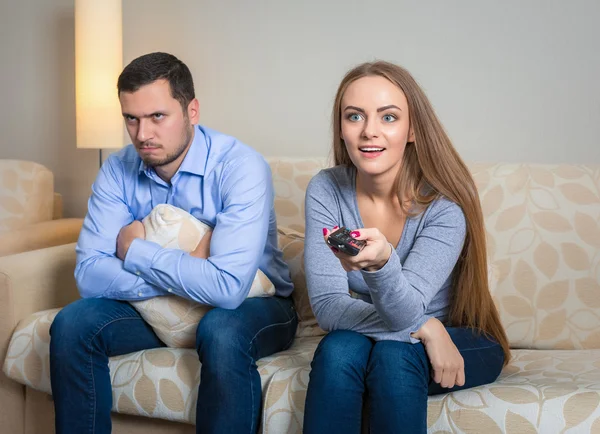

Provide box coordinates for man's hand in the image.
[117,221,145,260]
[190,230,213,259]
[411,318,465,389]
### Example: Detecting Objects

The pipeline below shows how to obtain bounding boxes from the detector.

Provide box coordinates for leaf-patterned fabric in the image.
[470,163,600,349]
[129,204,276,348]
[0,160,55,232]
[4,309,600,432]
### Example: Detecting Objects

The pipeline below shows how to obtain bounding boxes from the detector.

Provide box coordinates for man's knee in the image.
[51,299,98,341]
[50,298,126,357]
[195,307,249,357]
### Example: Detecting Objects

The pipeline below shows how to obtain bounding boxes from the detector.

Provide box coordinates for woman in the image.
[303,61,510,434]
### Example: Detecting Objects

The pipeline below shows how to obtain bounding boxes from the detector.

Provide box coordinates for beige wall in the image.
[0,0,99,218]
[1,0,599,217]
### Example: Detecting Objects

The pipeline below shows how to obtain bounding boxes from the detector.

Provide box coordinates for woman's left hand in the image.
[324,227,392,272]
[411,318,465,389]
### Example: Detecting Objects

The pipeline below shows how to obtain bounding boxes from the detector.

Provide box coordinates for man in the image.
[49,52,297,434]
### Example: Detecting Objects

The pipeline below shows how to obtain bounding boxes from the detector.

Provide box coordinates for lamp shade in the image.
[75,0,124,149]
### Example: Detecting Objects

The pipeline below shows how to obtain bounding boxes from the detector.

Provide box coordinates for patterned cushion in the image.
[262,347,600,434]
[0,160,55,232]
[130,204,275,348]
[3,309,60,396]
[470,164,600,350]
[278,226,325,337]
[1,307,322,425]
[6,309,600,431]
[269,158,329,233]
[109,336,323,424]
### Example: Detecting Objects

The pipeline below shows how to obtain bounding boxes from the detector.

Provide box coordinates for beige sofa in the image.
[0,160,83,257]
[1,159,600,434]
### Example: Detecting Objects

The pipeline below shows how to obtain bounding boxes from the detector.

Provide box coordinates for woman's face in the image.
[340,75,414,179]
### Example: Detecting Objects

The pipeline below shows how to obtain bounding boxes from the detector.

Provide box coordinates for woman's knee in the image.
[312,330,372,374]
[446,327,505,385]
[368,340,429,381]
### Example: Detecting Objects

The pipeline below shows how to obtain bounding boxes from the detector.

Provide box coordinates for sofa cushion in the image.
[5,299,600,431]
[0,160,55,232]
[2,306,322,424]
[471,163,600,350]
[269,158,329,234]
[130,204,275,348]
[277,226,326,337]
[262,348,600,433]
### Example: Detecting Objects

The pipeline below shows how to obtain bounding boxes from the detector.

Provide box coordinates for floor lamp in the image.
[75,0,125,167]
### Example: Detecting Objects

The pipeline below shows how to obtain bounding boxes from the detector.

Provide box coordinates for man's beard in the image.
[141,125,194,168]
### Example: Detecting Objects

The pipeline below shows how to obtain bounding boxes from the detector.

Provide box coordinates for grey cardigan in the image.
[304,165,467,343]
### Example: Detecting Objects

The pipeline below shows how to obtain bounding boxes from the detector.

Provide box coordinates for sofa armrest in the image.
[0,218,83,257]
[0,242,79,334]
[53,192,63,219]
[0,243,79,433]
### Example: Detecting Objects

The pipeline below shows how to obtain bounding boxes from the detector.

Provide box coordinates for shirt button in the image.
[138,292,142,297]
[167,288,173,293]
[135,271,141,276]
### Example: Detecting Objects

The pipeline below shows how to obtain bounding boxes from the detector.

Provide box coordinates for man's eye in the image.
[153,114,164,120]
[125,116,137,123]
[382,114,397,122]
[348,113,363,122]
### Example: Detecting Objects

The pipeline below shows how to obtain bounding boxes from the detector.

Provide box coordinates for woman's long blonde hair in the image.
[333,61,510,365]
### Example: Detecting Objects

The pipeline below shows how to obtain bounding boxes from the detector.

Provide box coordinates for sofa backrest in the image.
[471,163,600,350]
[268,158,328,233]
[268,158,600,350]
[0,160,55,232]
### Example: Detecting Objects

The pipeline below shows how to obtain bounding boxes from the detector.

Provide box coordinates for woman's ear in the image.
[408,127,415,143]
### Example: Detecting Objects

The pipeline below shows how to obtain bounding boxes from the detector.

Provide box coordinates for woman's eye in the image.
[382,114,396,122]
[348,113,363,122]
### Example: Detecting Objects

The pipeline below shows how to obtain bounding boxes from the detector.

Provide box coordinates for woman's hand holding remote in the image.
[323,226,393,272]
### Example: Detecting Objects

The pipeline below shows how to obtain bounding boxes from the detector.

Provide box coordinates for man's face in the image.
[119,79,198,168]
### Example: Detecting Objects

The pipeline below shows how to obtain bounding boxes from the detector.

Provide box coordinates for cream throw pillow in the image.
[130,204,275,348]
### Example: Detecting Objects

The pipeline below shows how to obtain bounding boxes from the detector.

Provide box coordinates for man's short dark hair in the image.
[117,52,195,111]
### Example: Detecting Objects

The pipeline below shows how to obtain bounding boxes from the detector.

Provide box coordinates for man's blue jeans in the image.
[49,296,297,434]
[303,328,505,434]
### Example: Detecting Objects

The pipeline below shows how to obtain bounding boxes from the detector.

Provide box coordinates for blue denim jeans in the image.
[49,296,297,434]
[303,328,505,434]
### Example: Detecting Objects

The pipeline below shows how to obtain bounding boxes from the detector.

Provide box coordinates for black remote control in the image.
[326,227,366,256]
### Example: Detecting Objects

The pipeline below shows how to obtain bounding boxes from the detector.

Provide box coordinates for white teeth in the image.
[360,147,384,152]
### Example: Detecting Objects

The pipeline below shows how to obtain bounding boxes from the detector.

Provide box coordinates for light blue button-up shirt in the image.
[75,125,293,309]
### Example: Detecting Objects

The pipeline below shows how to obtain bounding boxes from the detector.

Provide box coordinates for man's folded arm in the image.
[75,156,164,300]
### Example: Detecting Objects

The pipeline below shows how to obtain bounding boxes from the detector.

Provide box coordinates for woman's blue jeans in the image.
[303,328,505,434]
[49,296,297,434]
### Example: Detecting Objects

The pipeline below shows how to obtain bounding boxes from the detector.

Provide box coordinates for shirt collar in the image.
[138,125,207,177]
